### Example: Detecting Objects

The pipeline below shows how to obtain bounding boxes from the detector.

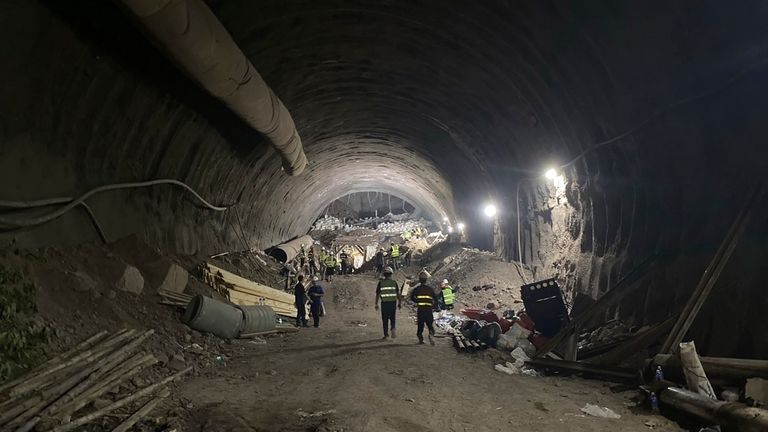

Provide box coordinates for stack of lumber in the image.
[0,330,191,432]
[158,289,193,307]
[201,262,297,317]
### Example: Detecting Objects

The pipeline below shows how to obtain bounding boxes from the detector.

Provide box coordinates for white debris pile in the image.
[312,215,347,231]
[374,218,430,234]
[311,214,433,235]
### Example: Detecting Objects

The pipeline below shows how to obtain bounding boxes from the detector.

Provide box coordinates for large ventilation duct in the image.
[118,0,307,175]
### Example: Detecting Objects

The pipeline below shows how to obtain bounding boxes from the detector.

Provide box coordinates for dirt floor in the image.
[177,273,681,432]
[0,239,683,431]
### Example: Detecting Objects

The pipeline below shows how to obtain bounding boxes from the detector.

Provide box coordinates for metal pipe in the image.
[660,387,768,432]
[268,235,314,264]
[118,0,307,175]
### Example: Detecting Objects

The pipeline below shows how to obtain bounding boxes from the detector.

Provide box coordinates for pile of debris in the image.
[512,191,768,431]
[0,329,190,431]
[311,214,433,236]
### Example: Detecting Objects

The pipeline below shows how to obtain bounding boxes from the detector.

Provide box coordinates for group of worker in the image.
[374,243,414,273]
[293,274,325,328]
[296,243,354,282]
[374,267,455,345]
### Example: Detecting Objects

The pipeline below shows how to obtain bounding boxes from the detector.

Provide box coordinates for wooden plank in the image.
[585,318,674,365]
[535,254,657,357]
[227,290,295,309]
[227,292,296,315]
[660,184,762,354]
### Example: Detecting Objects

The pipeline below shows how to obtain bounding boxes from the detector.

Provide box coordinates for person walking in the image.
[294,275,309,327]
[375,266,402,339]
[307,276,325,328]
[409,269,437,345]
[375,248,385,274]
[440,278,455,311]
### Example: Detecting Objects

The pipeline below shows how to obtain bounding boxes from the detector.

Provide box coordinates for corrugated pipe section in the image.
[268,234,314,263]
[118,0,308,175]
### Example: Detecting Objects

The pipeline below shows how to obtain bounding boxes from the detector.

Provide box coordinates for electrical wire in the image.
[0,179,230,230]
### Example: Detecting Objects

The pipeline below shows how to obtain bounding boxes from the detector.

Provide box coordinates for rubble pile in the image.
[311,214,433,235]
[423,246,528,311]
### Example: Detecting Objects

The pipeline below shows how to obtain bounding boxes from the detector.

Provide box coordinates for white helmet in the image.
[383,266,394,274]
[442,279,449,285]
[312,276,319,282]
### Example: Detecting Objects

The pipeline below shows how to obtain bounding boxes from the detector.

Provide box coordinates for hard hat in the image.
[442,279,449,285]
[321,247,326,250]
[383,266,394,274]
[312,276,319,282]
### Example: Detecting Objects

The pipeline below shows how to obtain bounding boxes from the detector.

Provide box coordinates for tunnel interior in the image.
[1,0,767,363]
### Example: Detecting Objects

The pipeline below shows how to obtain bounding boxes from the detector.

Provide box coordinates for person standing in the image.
[294,275,308,327]
[375,248,385,274]
[403,247,412,267]
[375,266,402,339]
[299,243,308,269]
[389,243,401,270]
[410,269,437,345]
[339,249,349,275]
[324,252,337,282]
[307,277,325,328]
[440,279,455,311]
[318,247,327,278]
[308,246,317,276]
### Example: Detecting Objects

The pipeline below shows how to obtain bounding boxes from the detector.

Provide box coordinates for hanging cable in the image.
[0,179,230,231]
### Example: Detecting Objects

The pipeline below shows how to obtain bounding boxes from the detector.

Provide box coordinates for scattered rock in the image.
[486,302,496,309]
[145,259,189,293]
[116,265,145,295]
[70,271,97,292]
[105,289,117,299]
[169,354,187,372]
[155,352,170,366]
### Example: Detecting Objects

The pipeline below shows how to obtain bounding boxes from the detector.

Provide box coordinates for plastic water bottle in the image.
[650,392,660,412]
[654,365,664,381]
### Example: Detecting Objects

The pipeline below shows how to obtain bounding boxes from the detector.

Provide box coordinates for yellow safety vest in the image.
[416,295,433,308]
[325,256,336,266]
[379,279,399,302]
[442,286,455,305]
[390,244,400,257]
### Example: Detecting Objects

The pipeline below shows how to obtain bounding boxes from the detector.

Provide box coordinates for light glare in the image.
[483,204,497,218]
[457,222,465,231]
[545,168,558,180]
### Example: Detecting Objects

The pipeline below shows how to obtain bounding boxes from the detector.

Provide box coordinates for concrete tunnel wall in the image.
[1,0,767,357]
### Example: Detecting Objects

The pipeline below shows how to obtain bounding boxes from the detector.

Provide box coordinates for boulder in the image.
[142,259,188,293]
[116,265,145,295]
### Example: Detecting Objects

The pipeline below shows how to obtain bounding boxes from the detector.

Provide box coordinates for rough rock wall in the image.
[1,0,767,358]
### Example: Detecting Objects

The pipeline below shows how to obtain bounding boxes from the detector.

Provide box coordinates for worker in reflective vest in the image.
[324,253,337,282]
[409,269,437,345]
[375,266,402,339]
[440,279,455,311]
[389,244,401,270]
[318,247,327,277]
